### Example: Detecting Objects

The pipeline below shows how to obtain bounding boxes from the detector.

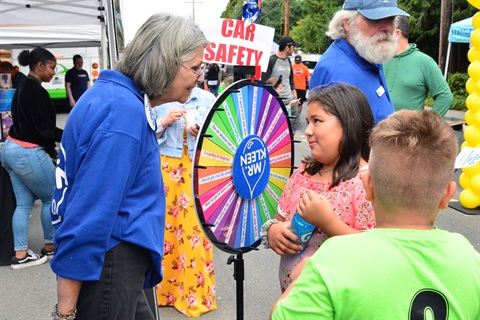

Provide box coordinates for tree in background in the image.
[221,0,475,73]
[290,0,342,53]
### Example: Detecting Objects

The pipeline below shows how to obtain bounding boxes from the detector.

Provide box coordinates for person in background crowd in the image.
[223,64,234,88]
[266,75,298,116]
[65,54,91,108]
[271,110,480,319]
[1,48,63,270]
[153,85,217,317]
[206,62,220,97]
[263,36,302,135]
[292,55,310,113]
[261,83,375,292]
[384,16,453,116]
[310,0,409,124]
[0,61,27,89]
[50,13,208,320]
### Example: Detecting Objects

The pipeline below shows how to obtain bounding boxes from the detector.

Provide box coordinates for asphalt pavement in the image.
[0,108,478,320]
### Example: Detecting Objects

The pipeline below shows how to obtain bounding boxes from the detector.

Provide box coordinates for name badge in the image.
[376,86,385,97]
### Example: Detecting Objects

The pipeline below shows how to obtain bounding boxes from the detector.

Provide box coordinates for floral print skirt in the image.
[156,148,217,317]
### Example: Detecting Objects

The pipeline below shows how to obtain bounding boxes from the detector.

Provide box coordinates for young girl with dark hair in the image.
[261,83,376,291]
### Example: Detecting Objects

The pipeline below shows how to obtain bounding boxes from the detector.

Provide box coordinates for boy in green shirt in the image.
[271,110,480,319]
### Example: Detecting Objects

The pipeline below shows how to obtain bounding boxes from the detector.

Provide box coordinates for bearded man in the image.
[310,0,409,123]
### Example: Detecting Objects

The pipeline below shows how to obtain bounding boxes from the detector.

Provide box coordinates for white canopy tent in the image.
[0,25,102,49]
[0,0,119,68]
[444,16,474,80]
[0,0,104,25]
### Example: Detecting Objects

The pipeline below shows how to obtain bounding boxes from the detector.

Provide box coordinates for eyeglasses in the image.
[182,63,206,82]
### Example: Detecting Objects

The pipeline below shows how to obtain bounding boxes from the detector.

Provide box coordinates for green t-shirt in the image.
[273,228,480,320]
[384,44,453,117]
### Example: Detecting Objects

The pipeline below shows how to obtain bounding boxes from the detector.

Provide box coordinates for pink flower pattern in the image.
[178,193,190,209]
[189,233,201,249]
[196,274,206,287]
[168,164,186,186]
[157,151,216,317]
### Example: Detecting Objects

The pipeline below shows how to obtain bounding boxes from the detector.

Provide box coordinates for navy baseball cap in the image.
[343,0,410,20]
[279,36,300,47]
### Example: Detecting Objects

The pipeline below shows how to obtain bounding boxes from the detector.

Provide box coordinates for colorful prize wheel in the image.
[193,80,295,254]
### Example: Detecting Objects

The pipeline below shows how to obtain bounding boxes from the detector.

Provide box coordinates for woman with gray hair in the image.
[50,13,208,320]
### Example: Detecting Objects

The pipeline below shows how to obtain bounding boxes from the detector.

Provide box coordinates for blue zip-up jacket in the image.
[50,70,165,287]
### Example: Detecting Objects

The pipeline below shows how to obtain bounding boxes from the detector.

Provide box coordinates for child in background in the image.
[261,83,376,292]
[266,75,298,116]
[271,110,480,319]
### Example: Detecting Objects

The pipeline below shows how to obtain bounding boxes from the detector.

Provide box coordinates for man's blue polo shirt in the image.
[310,38,394,123]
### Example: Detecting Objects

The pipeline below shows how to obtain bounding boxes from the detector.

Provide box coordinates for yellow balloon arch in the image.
[460,1,480,209]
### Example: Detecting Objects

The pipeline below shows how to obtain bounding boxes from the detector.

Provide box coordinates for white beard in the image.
[350,26,398,64]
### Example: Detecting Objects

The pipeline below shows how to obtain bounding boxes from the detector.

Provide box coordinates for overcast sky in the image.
[122,0,230,42]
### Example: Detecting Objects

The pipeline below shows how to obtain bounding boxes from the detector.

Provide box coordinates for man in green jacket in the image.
[384,16,453,116]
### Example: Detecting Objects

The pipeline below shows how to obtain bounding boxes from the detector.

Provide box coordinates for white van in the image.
[296,53,321,74]
[11,47,101,101]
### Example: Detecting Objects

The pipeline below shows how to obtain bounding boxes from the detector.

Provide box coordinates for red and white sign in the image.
[201,19,274,72]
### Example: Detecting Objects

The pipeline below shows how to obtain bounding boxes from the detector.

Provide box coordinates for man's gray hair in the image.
[116,13,208,100]
[326,10,358,40]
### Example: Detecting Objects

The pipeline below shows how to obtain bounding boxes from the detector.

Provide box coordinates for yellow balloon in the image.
[471,30,480,49]
[459,188,480,209]
[466,78,477,94]
[462,162,480,176]
[467,47,480,62]
[461,140,470,150]
[470,51,480,63]
[469,0,480,10]
[468,61,480,81]
[466,93,480,113]
[459,172,472,189]
[471,174,480,193]
[474,12,480,28]
[475,110,480,126]
[464,125,480,145]
[465,110,475,125]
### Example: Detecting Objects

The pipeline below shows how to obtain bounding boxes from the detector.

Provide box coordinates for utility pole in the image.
[439,0,452,72]
[284,0,290,36]
[185,0,203,22]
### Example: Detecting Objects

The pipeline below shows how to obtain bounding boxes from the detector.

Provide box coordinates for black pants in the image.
[76,242,155,320]
[297,89,307,105]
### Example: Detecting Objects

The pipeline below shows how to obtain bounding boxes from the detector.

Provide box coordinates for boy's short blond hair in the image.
[369,110,458,214]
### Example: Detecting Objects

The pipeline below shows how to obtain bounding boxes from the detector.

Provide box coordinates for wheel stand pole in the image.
[227,253,244,320]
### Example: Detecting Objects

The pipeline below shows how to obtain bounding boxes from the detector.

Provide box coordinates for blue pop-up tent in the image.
[445,17,474,79]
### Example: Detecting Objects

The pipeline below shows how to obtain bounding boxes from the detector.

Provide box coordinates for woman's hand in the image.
[187,123,200,137]
[267,221,303,256]
[163,107,187,127]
